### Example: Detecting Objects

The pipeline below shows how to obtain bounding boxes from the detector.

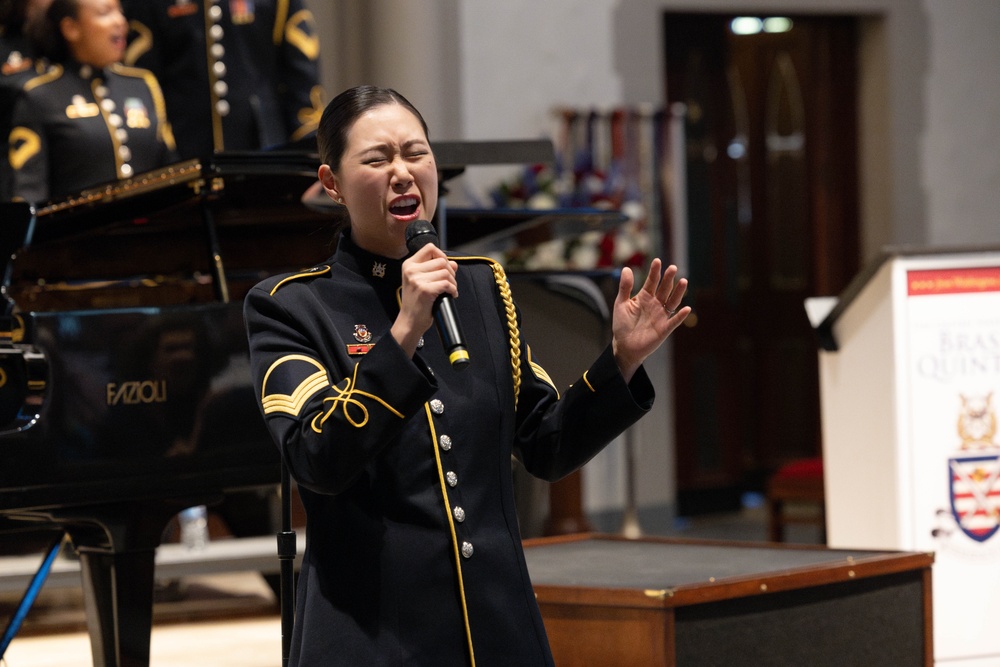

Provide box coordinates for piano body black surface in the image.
[0,153,340,666]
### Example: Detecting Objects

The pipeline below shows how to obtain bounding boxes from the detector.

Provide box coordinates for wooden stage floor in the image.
[1,570,283,666]
[0,502,823,665]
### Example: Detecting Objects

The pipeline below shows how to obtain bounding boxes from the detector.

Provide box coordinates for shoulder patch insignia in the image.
[261,354,329,417]
[8,127,41,170]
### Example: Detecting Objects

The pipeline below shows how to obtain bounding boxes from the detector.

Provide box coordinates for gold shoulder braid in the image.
[488,261,521,408]
[446,256,523,408]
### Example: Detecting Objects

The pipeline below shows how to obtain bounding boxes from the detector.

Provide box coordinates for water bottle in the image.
[178,505,209,550]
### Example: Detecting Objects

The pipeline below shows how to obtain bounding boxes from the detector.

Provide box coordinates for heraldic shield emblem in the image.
[948,393,1000,542]
[949,454,1000,542]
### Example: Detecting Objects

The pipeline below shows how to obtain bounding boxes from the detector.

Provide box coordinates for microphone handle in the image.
[434,295,470,369]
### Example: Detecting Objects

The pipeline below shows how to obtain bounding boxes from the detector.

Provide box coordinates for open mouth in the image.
[390,196,419,218]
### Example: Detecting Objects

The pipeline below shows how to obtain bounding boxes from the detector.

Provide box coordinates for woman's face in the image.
[61,0,127,69]
[319,102,438,259]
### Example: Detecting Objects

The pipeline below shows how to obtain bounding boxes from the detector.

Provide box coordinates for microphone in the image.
[404,220,470,369]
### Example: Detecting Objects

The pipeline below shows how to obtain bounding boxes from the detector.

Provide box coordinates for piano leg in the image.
[77,546,156,667]
[61,504,191,667]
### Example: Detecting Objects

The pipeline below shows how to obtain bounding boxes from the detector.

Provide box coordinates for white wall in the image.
[307,0,1000,522]
[455,0,672,519]
[458,1,624,140]
[452,0,1000,518]
[921,0,1000,247]
[311,0,1000,250]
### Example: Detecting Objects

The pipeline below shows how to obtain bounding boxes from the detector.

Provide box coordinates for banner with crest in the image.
[904,262,1000,662]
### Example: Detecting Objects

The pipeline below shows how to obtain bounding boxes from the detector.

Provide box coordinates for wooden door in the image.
[664,14,860,513]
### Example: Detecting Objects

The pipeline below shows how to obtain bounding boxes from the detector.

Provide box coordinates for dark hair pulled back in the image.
[28,0,78,64]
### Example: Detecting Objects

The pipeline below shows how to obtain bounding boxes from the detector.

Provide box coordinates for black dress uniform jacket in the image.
[1,36,44,200]
[123,0,323,159]
[244,232,655,666]
[8,61,176,203]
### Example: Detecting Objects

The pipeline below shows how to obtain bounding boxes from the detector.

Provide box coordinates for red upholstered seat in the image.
[766,457,826,543]
[773,457,824,481]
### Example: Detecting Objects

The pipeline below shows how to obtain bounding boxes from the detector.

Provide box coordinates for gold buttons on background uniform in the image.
[91,74,134,179]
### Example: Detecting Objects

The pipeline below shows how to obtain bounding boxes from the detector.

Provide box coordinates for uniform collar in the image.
[69,59,106,81]
[335,230,403,287]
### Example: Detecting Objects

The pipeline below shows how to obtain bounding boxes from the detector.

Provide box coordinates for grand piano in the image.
[0,145,624,666]
[0,152,341,666]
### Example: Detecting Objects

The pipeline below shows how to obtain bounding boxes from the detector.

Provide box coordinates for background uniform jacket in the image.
[123,0,323,159]
[244,232,655,666]
[1,35,43,200]
[8,61,176,203]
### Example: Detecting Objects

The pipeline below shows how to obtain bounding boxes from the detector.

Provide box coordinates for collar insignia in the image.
[354,324,372,343]
[372,261,386,278]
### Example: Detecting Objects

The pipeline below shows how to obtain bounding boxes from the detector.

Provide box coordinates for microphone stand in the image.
[277,462,296,667]
[620,426,643,539]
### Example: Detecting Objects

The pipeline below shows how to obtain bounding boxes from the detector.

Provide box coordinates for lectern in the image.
[814,246,1000,665]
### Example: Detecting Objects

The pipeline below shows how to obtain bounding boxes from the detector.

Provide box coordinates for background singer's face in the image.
[62,0,127,69]
[324,103,438,259]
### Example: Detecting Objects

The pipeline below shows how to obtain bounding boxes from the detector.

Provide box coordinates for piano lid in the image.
[1,153,342,313]
[7,140,557,254]
[24,152,332,242]
[1,143,626,314]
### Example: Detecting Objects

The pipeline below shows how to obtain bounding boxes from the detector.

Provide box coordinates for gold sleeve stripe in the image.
[529,360,559,399]
[526,345,559,398]
[262,370,327,415]
[581,370,596,393]
[261,355,328,416]
[269,265,331,295]
[425,403,477,666]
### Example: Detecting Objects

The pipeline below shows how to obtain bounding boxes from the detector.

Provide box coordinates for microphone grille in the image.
[405,220,437,252]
